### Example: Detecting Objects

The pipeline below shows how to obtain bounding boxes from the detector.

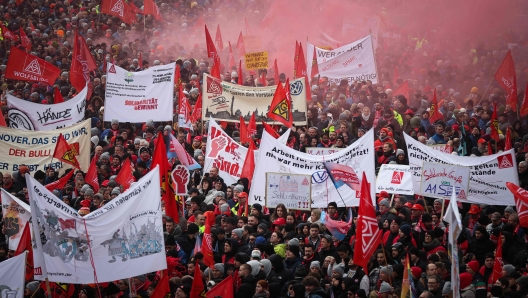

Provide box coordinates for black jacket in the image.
[236,274,258,298]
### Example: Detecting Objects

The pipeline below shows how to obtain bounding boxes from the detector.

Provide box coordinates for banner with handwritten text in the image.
[420,162,471,200]
[265,173,311,210]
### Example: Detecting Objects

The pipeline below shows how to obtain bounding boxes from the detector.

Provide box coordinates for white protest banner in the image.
[0,119,90,173]
[306,35,378,84]
[420,162,470,200]
[1,189,31,250]
[104,63,175,122]
[205,118,289,185]
[249,129,375,207]
[171,165,190,196]
[265,173,311,210]
[29,168,166,283]
[6,85,87,131]
[0,252,26,298]
[202,74,307,124]
[404,133,518,205]
[428,144,452,154]
[306,147,343,155]
[375,164,414,196]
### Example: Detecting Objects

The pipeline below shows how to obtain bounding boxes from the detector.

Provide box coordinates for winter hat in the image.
[26,281,40,293]
[504,206,515,213]
[503,264,516,276]
[146,119,154,127]
[460,273,473,289]
[164,125,172,131]
[400,224,412,237]
[333,264,345,276]
[81,184,91,192]
[100,152,110,161]
[310,261,321,269]
[252,203,263,213]
[467,260,480,273]
[379,281,392,293]
[187,223,199,234]
[288,238,300,247]
[295,265,308,278]
[381,266,393,276]
[214,263,224,273]
[105,282,121,295]
[379,199,390,208]
[411,267,422,278]
[288,245,300,256]
[111,188,120,195]
[232,228,243,239]
[111,119,119,125]
[442,282,452,295]
[234,184,245,192]
[179,283,191,296]
[219,203,230,213]
[395,149,405,156]
[251,250,261,259]
[84,188,94,196]
[91,136,99,146]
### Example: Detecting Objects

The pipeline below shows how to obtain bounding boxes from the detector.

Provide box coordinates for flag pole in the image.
[440,199,446,221]
[380,244,393,286]
[44,278,52,298]
[475,77,494,107]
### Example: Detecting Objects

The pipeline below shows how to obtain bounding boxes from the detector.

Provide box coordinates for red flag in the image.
[100,0,136,24]
[506,182,528,227]
[273,59,280,84]
[45,169,74,191]
[240,140,256,189]
[521,81,528,117]
[201,211,216,268]
[150,271,170,298]
[0,112,6,127]
[490,233,503,284]
[174,64,181,87]
[211,57,221,79]
[245,17,253,35]
[238,60,243,85]
[505,127,512,151]
[15,224,34,281]
[151,132,168,181]
[191,94,202,123]
[178,85,192,126]
[267,78,293,128]
[488,140,494,155]
[429,88,443,124]
[295,43,307,79]
[128,1,143,14]
[392,81,410,101]
[262,121,280,138]
[393,66,400,86]
[494,50,518,111]
[1,24,18,41]
[228,41,236,71]
[115,158,135,190]
[236,31,246,57]
[29,22,35,32]
[190,260,206,297]
[259,72,267,87]
[165,174,179,224]
[353,172,381,275]
[84,156,100,193]
[15,0,24,6]
[193,15,205,32]
[248,112,257,138]
[19,28,31,51]
[205,25,218,59]
[311,47,319,79]
[54,87,64,104]
[71,30,97,94]
[206,276,233,298]
[53,134,80,168]
[138,52,143,69]
[215,24,224,51]
[239,116,250,143]
[143,0,162,20]
[490,103,500,142]
[5,46,60,84]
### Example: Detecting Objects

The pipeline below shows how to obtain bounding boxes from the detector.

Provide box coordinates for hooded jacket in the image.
[269,254,291,286]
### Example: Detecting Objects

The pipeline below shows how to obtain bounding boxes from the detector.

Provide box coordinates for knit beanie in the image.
[379,281,392,293]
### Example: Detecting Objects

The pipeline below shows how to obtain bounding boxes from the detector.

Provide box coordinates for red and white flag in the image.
[521,81,528,117]
[429,88,443,124]
[490,103,500,142]
[84,155,100,193]
[205,25,218,59]
[5,46,60,84]
[70,31,97,95]
[506,182,528,228]
[353,172,381,274]
[100,0,136,24]
[215,24,224,51]
[143,0,162,21]
[228,41,236,71]
[201,211,216,268]
[1,24,18,41]
[494,50,518,111]
[19,28,31,51]
[115,158,135,190]
[236,31,246,57]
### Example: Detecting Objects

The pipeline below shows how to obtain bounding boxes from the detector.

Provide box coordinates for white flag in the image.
[443,187,462,298]
[1,189,31,250]
[0,252,27,298]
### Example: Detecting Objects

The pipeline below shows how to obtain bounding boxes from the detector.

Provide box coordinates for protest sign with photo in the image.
[265,173,311,211]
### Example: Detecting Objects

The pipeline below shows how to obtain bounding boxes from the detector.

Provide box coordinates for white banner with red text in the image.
[29,168,166,284]
[0,119,91,173]
[104,63,175,122]
[249,129,376,208]
[404,133,518,205]
[420,162,471,200]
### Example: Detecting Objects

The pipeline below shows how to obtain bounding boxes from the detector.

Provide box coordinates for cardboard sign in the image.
[420,162,471,200]
[244,51,269,70]
[375,164,414,195]
[265,173,311,210]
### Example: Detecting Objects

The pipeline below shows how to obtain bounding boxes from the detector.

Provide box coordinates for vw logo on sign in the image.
[289,81,303,95]
[311,171,328,184]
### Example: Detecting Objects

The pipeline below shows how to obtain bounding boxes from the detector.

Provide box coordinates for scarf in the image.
[362,113,371,121]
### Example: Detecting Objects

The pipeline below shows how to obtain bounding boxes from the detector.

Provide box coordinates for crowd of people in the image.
[2,0,528,297]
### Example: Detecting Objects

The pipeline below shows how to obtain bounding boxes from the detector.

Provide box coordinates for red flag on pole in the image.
[236,31,246,57]
[392,81,410,101]
[15,225,34,281]
[494,50,518,112]
[84,156,100,193]
[353,172,381,274]
[150,271,170,298]
[205,25,218,59]
[115,158,135,190]
[19,28,31,51]
[138,52,143,69]
[206,275,233,298]
[201,211,216,268]
[239,116,250,143]
[240,140,256,189]
[262,121,280,138]
[259,72,267,87]
[429,88,443,124]
[190,260,206,297]
[128,1,143,14]
[248,112,256,139]
[143,0,162,20]
[521,81,528,117]
[215,24,224,51]
[490,233,503,284]
[506,183,528,228]
[174,64,181,87]
[100,0,136,24]
[267,78,293,128]
[191,94,202,123]
[244,17,253,35]
[54,87,64,104]
[53,134,80,168]
[228,41,236,71]
[71,30,97,94]
[152,132,179,224]
[211,58,221,79]
[5,46,60,84]
[45,169,74,191]
[311,47,319,79]
[505,127,512,151]
[490,103,500,142]
[29,22,35,32]
[1,24,18,41]
[238,60,243,85]
[273,59,280,84]
[295,43,307,79]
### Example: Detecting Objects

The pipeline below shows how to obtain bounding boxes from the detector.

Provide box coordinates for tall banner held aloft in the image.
[0,119,91,172]
[202,74,307,124]
[1,189,31,250]
[104,63,175,122]
[30,168,166,284]
[6,84,88,130]
[306,35,378,84]
[249,129,375,208]
[404,133,518,205]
